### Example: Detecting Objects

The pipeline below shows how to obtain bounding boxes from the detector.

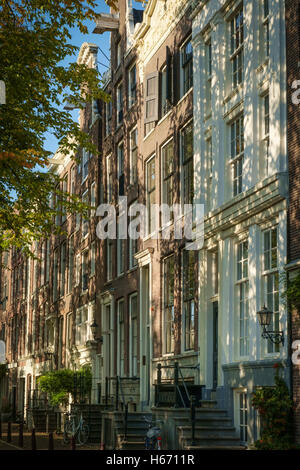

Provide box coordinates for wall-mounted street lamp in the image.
[90,320,103,344]
[257,305,284,345]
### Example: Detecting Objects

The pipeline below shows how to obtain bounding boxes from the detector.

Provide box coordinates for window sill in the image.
[157,109,172,127]
[177,87,193,108]
[143,126,156,142]
[223,83,243,106]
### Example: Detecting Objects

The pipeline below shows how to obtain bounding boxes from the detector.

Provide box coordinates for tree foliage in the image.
[0,0,109,253]
[37,367,92,407]
[252,364,294,450]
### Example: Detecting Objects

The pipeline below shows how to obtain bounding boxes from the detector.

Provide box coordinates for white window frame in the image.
[163,254,175,355]
[234,389,248,445]
[128,63,137,108]
[81,250,89,293]
[262,226,280,355]
[180,120,194,209]
[129,292,138,377]
[229,6,244,90]
[229,113,244,197]
[161,138,174,226]
[130,127,138,185]
[236,240,249,358]
[146,155,156,236]
[180,36,193,97]
[82,190,89,239]
[117,298,125,377]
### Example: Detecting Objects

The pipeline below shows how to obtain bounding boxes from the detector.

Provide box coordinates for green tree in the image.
[0,0,111,254]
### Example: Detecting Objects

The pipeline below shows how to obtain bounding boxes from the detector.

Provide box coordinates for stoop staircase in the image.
[114,412,152,450]
[177,401,246,450]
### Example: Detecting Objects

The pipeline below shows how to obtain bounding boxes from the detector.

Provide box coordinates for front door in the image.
[212,301,218,390]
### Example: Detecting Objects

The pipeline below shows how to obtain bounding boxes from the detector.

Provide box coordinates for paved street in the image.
[0,423,99,451]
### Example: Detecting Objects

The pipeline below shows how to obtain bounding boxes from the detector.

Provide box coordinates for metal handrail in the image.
[156,362,200,408]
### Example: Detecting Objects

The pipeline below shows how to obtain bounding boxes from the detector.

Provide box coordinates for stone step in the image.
[118,442,146,450]
[180,436,242,448]
[178,426,238,439]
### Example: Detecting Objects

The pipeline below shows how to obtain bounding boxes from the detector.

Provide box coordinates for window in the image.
[82,250,89,292]
[144,72,159,127]
[234,390,248,444]
[45,240,50,283]
[130,128,138,185]
[117,299,125,376]
[106,238,113,281]
[211,250,219,296]
[262,93,270,175]
[129,293,138,376]
[206,40,212,114]
[60,241,67,298]
[183,250,195,351]
[117,83,123,126]
[263,0,269,59]
[82,190,89,238]
[160,48,172,118]
[76,307,88,345]
[82,149,89,182]
[230,7,244,88]
[70,166,75,195]
[263,227,279,354]
[162,140,174,224]
[181,122,194,206]
[117,219,125,276]
[230,114,244,196]
[117,142,125,196]
[106,99,112,136]
[62,176,68,223]
[128,64,137,108]
[58,316,64,367]
[68,235,74,293]
[66,313,73,349]
[163,255,175,354]
[206,138,213,210]
[75,253,80,286]
[53,249,58,301]
[146,156,156,234]
[181,38,193,95]
[129,202,138,269]
[91,182,96,217]
[236,240,249,357]
[116,40,121,67]
[106,155,113,203]
[91,241,96,276]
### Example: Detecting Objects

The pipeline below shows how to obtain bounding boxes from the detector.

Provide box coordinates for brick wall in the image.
[286,0,300,444]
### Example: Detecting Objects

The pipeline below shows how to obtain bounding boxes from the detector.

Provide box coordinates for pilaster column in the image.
[211,12,226,209]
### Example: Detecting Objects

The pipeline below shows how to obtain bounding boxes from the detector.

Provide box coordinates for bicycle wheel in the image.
[63,420,73,445]
[77,424,89,445]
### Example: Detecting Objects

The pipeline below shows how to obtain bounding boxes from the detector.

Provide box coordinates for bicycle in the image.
[63,411,89,446]
[144,416,162,450]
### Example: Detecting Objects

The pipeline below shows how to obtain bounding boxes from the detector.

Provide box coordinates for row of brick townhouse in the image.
[1,0,300,449]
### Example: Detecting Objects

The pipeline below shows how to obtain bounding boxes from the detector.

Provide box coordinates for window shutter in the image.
[166,46,172,105]
[144,71,159,123]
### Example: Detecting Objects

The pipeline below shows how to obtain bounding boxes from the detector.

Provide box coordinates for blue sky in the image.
[44,1,111,155]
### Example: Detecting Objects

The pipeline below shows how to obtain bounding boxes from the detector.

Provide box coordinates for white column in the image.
[219,237,235,384]
[192,32,206,209]
[211,13,226,208]
[248,224,261,361]
[198,248,207,386]
[268,0,287,174]
[243,0,259,190]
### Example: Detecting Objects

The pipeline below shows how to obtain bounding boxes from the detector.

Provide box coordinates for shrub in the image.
[37,367,92,407]
[252,364,294,450]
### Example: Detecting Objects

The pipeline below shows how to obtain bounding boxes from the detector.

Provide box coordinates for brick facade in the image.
[286,0,300,444]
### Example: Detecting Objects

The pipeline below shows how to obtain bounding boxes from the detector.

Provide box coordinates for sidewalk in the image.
[0,423,100,451]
